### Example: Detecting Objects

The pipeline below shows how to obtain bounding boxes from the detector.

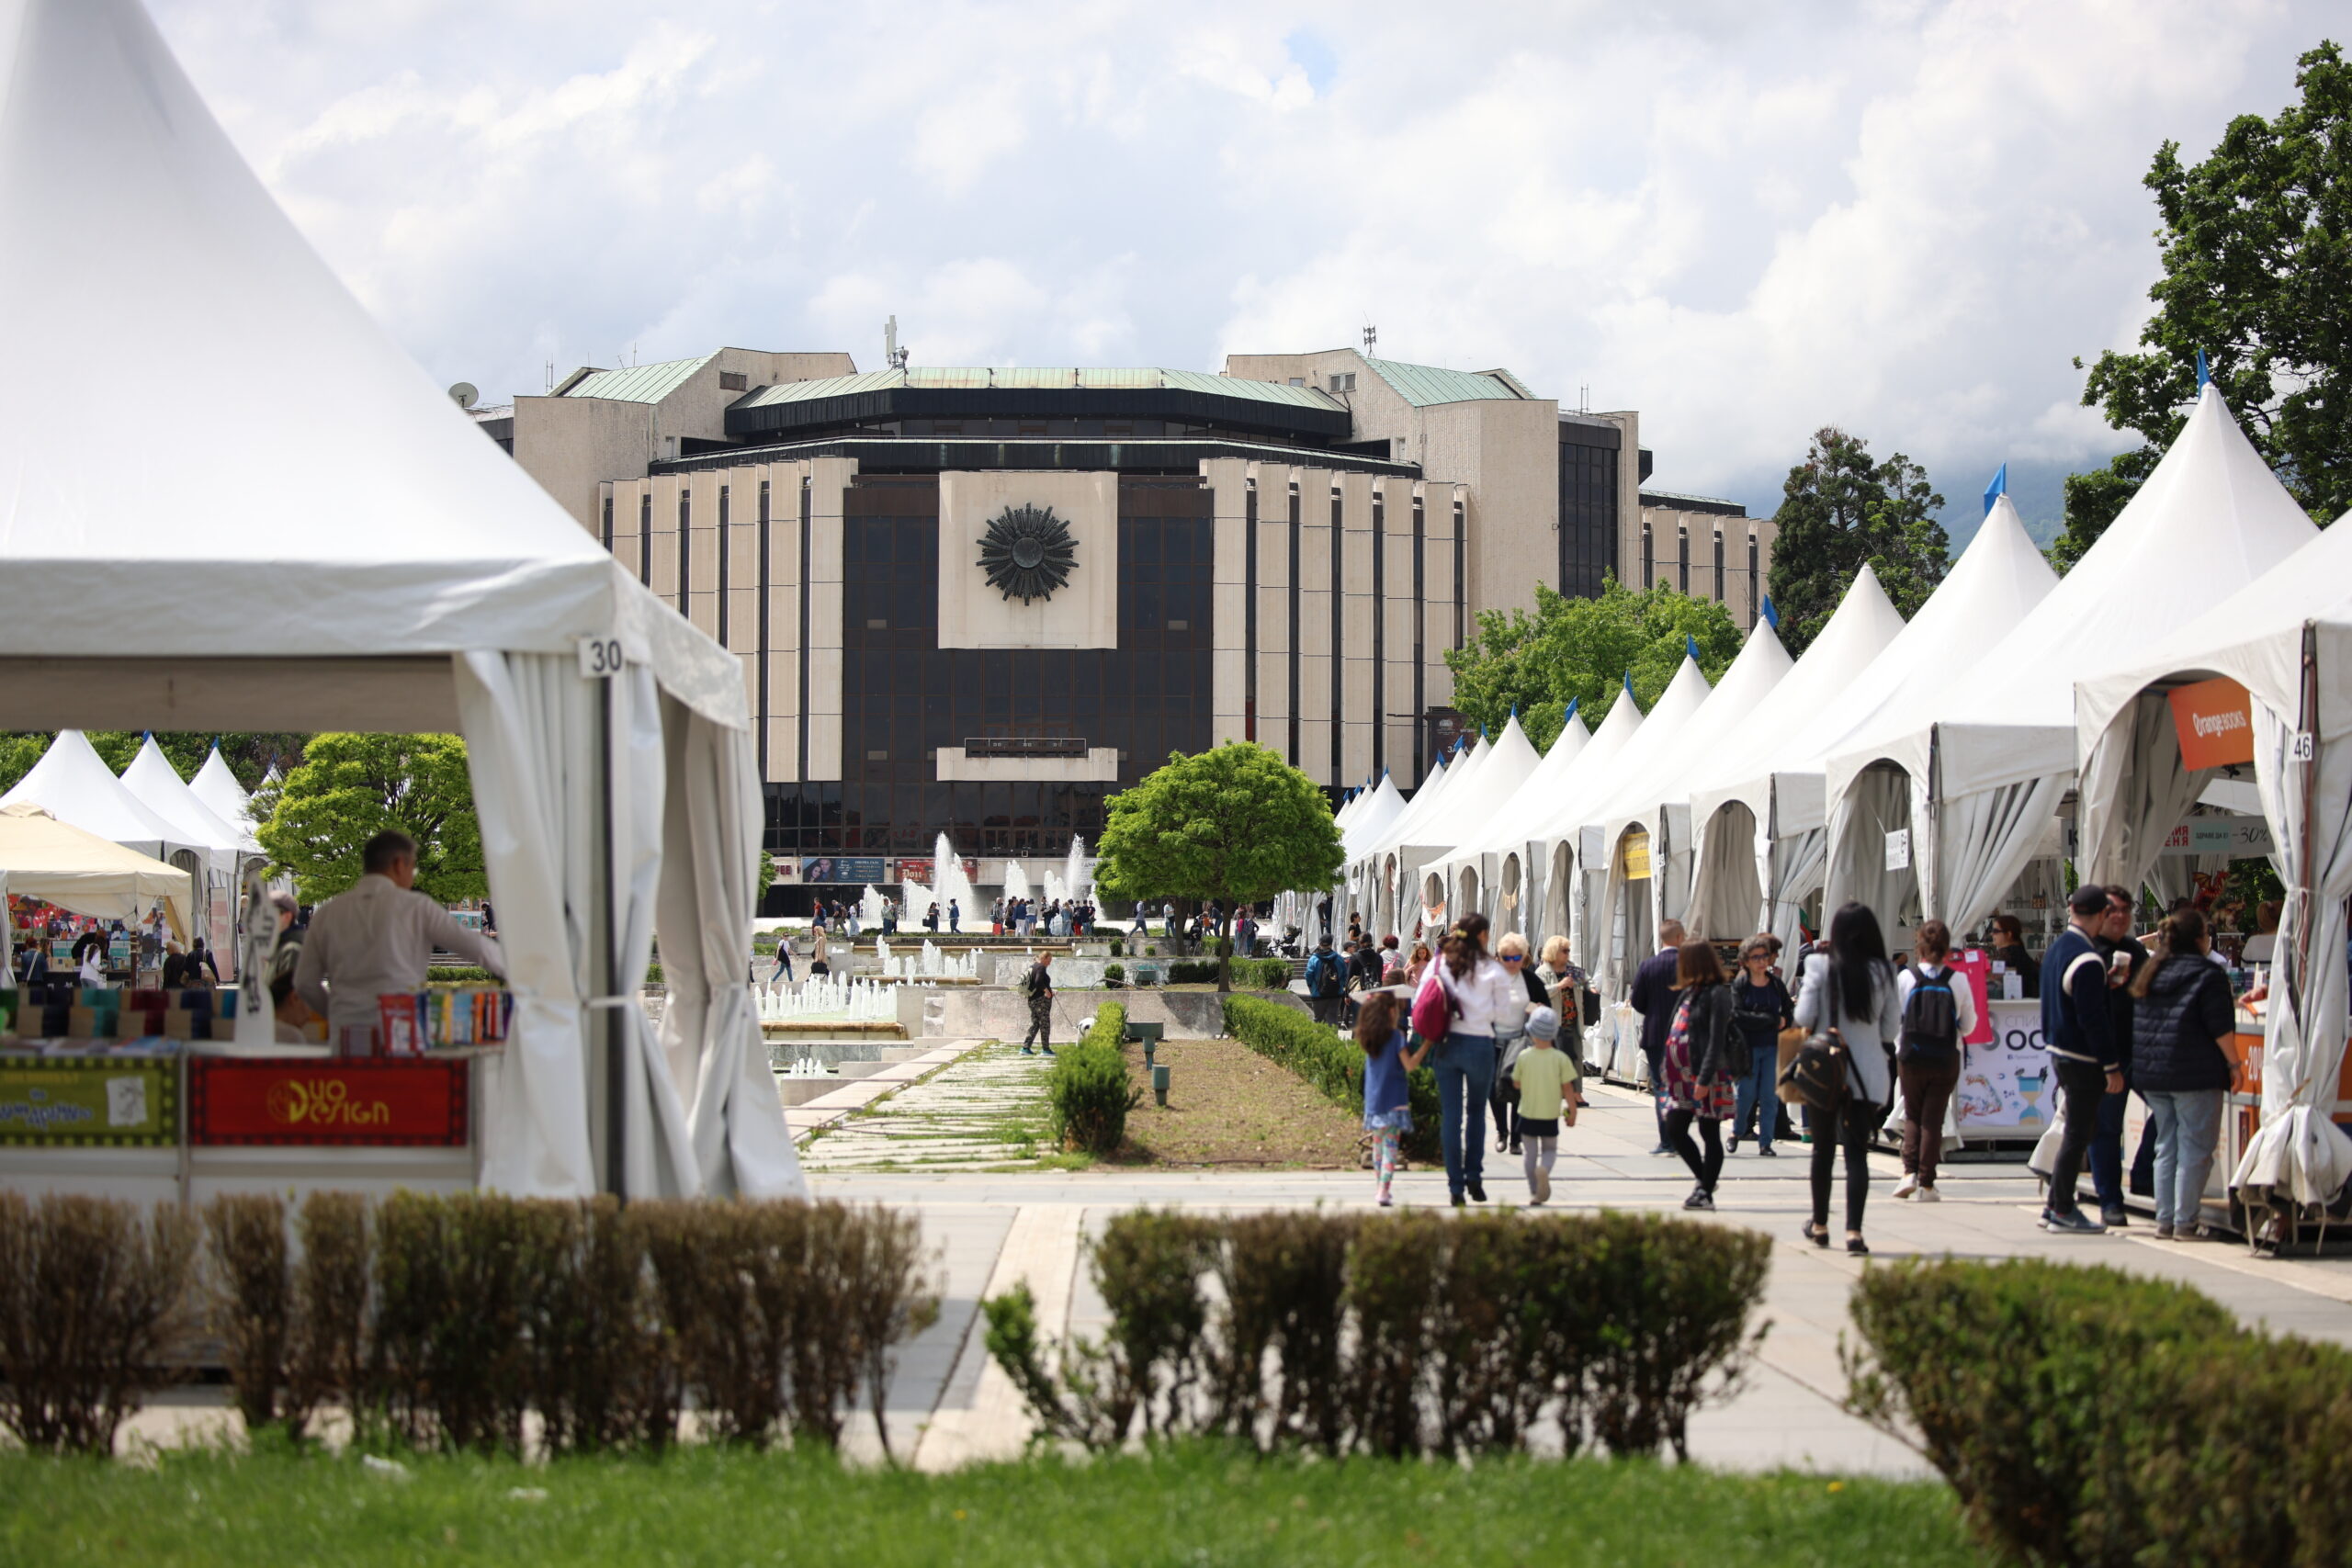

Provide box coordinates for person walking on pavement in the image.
[1414,912,1518,1207]
[1019,950,1057,1056]
[2131,907,2236,1240]
[1306,934,1347,1026]
[2040,885,2126,1235]
[1662,940,1737,1211]
[1727,935,1792,1156]
[1488,932,1547,1156]
[1510,1004,1579,1204]
[947,898,960,934]
[1793,901,1901,1255]
[1629,919,1690,1156]
[1356,990,1430,1207]
[1891,919,1976,1203]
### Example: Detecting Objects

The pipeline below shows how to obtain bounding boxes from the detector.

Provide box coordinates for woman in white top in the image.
[1792,900,1903,1256]
[1413,912,1521,1207]
[1891,918,1979,1204]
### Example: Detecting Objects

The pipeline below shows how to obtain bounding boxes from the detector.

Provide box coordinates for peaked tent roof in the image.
[0,0,742,729]
[1341,773,1408,862]
[1684,565,1906,833]
[1413,715,1544,854]
[0,730,204,864]
[1421,696,1622,888]
[120,737,255,862]
[1828,389,2318,803]
[1524,659,1713,852]
[1594,620,1793,846]
[188,746,256,834]
[0,803,194,936]
[1364,739,1485,863]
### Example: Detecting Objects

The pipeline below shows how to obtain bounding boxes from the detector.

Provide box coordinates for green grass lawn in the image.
[0,1439,1986,1567]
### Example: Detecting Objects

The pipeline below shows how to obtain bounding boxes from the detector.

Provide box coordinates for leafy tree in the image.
[0,731,306,794]
[1094,742,1343,991]
[1765,428,1948,653]
[2064,39,2352,564]
[1443,579,1743,746]
[254,733,484,904]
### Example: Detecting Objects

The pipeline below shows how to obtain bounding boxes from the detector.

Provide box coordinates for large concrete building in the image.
[473,345,1772,908]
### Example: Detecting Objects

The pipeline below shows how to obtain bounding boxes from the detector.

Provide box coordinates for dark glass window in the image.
[1641,523,1653,588]
[1712,529,1724,604]
[1556,432,1618,599]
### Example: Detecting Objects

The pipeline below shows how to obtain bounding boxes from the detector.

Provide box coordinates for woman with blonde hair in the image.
[1488,932,1553,1156]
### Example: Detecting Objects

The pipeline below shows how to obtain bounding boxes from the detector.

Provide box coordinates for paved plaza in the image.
[792,1038,2352,1472]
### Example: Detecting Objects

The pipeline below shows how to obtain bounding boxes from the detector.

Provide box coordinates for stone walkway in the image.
[796,1078,2352,1473]
[796,1040,1057,1173]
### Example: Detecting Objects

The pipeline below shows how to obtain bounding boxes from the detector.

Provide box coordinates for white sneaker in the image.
[1534,1168,1552,1204]
[1916,1186,1941,1203]
[1891,1173,1919,1201]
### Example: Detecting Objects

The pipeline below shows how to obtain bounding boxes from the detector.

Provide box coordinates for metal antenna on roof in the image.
[1362,322,1376,355]
[885,316,910,371]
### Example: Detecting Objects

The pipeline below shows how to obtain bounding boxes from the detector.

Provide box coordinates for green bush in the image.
[0,1192,198,1455]
[1109,940,1124,956]
[1222,995,1438,1160]
[1103,963,1125,987]
[987,1207,1767,1461]
[1047,1005,1141,1156]
[425,965,501,985]
[1844,1257,2352,1567]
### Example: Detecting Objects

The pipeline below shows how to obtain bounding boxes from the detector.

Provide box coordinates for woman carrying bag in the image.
[1409,913,1518,1207]
[1662,941,1739,1210]
[1792,901,1902,1255]
[2131,908,2236,1240]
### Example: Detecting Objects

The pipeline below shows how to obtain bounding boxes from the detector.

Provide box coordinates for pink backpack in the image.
[1410,969,1458,1040]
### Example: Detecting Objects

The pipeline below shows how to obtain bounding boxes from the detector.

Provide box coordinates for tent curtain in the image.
[457,650,695,1199]
[1687,801,1763,942]
[2079,692,2211,896]
[1767,825,1827,956]
[2233,681,2352,1208]
[1826,765,1917,929]
[658,695,806,1199]
[1928,773,2066,936]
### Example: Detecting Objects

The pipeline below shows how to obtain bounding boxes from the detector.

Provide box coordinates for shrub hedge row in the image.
[984,1207,1768,1461]
[1845,1256,2352,1567]
[1047,1004,1140,1156]
[1222,995,1439,1160]
[0,1190,938,1460]
[1159,958,1291,988]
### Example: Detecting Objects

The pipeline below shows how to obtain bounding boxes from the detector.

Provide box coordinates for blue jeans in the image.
[1732,1045,1779,1150]
[2089,1075,2130,1212]
[1433,1032,1498,1196]
[2143,1089,2224,1229]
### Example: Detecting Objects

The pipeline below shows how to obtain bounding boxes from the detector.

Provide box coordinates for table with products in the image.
[0,983,509,1203]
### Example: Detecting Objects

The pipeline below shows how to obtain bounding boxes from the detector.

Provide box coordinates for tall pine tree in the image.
[1765,428,1947,653]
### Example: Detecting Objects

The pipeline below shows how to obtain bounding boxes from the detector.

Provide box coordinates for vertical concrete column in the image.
[1204,458,1250,748]
[1254,464,1295,763]
[763,462,805,784]
[1295,468,1336,786]
[686,469,724,640]
[1337,471,1376,787]
[646,474,683,604]
[804,457,854,782]
[1377,479,1419,781]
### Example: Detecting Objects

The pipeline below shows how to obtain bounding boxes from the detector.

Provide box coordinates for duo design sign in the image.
[190,1058,469,1146]
[977,504,1078,604]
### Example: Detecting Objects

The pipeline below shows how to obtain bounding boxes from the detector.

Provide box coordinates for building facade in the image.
[480,346,1770,907]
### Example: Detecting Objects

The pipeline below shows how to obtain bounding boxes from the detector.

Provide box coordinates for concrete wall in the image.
[935,470,1119,649]
[1635,502,1779,629]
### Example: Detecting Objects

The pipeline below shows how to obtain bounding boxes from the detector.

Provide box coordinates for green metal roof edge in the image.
[560,354,716,404]
[1363,356,1526,408]
[732,367,1346,411]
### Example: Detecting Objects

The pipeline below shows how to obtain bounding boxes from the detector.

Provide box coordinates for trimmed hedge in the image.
[1162,958,1290,988]
[1047,1005,1141,1156]
[985,1207,1768,1460]
[1222,995,1438,1160]
[1845,1257,2352,1566]
[0,1191,938,1461]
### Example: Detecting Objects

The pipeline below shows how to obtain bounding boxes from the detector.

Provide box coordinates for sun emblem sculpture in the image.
[977,503,1078,604]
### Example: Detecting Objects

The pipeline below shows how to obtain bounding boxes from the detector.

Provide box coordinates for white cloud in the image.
[148,0,2333,520]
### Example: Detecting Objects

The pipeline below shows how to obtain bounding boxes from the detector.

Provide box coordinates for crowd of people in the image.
[1343,888,2244,1248]
[992,897,1096,939]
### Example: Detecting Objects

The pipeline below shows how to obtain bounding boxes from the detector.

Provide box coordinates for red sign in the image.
[1948,947,1995,1045]
[2169,676,2256,770]
[190,1058,469,1146]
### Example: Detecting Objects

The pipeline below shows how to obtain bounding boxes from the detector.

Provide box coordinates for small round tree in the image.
[1093,742,1344,993]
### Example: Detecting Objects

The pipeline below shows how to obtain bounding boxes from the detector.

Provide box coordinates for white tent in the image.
[121,738,254,871]
[1,731,206,887]
[0,0,795,1200]
[2075,512,2352,1213]
[1421,699,1596,934]
[1335,772,1407,932]
[1414,716,1544,917]
[0,803,195,974]
[1590,625,1794,958]
[1352,739,1481,934]
[188,745,265,850]
[1683,568,1908,945]
[1825,392,2317,935]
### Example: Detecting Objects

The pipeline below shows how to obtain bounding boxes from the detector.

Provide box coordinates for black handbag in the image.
[1778,1026,1851,1111]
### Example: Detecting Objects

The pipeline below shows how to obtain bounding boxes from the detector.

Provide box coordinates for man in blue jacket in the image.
[2041,885,2128,1234]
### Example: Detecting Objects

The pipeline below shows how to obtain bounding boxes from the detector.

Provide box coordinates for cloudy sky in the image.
[153,0,2336,536]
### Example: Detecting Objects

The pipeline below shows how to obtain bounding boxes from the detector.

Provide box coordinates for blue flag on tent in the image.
[1685,635,1701,661]
[1759,595,1780,629]
[1983,462,2007,517]
[2197,348,2210,389]
[1561,695,1578,722]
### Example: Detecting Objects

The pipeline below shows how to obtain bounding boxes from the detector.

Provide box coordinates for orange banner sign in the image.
[2168,676,2256,771]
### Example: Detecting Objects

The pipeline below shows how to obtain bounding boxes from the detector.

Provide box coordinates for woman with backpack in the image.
[2130,908,2236,1239]
[1792,901,1902,1254]
[1411,913,1519,1207]
[1662,941,1739,1210]
[1891,919,1977,1203]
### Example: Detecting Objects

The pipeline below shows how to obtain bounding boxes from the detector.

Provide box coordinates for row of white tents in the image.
[1329,378,2352,1213]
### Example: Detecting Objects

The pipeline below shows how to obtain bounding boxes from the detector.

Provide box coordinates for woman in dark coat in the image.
[1663,941,1737,1212]
[2130,908,2237,1240]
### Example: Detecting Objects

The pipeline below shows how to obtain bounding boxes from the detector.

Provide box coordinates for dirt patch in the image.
[1112,1037,1368,1168]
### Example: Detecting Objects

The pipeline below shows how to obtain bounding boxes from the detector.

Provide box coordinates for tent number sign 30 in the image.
[577,635,624,679]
